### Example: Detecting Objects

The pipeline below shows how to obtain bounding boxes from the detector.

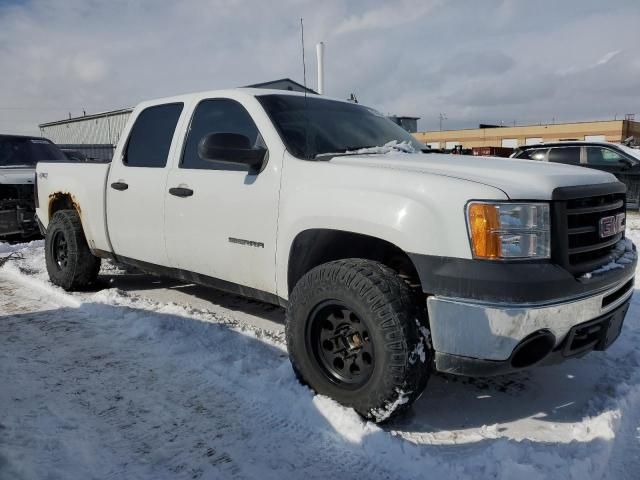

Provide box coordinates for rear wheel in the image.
[45,209,101,290]
[286,259,431,423]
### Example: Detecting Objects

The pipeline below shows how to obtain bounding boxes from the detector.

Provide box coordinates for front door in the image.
[164,97,281,295]
[106,103,184,266]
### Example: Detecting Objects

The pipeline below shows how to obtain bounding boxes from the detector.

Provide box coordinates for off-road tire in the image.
[286,259,431,423]
[45,209,101,290]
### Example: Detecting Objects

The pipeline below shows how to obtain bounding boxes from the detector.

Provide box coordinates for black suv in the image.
[511,141,640,209]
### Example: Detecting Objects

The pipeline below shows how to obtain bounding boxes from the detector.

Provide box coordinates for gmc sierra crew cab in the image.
[35,89,637,422]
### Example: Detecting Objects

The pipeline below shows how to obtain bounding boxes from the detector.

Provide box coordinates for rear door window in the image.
[548,147,580,165]
[124,103,183,168]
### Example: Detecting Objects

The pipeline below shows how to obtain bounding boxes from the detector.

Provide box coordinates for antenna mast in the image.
[301,18,307,89]
[300,18,310,159]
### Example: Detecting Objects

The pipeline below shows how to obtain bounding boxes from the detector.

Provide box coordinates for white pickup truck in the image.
[35,89,637,421]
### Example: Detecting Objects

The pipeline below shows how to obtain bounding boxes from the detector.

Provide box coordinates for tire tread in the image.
[286,258,431,422]
[45,210,100,290]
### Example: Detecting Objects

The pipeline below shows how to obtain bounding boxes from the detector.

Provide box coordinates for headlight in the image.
[466,202,550,260]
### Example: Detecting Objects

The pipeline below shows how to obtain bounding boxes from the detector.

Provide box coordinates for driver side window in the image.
[181,98,265,171]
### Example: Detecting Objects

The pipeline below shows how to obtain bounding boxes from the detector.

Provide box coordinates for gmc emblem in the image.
[599,212,625,238]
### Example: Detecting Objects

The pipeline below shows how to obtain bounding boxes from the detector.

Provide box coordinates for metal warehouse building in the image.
[415,119,640,150]
[39,108,132,161]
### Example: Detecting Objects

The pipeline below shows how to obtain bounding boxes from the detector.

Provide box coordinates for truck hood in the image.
[329,153,617,199]
[0,167,36,185]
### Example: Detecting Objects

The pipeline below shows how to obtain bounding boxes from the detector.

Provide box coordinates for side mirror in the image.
[619,157,635,169]
[197,132,267,173]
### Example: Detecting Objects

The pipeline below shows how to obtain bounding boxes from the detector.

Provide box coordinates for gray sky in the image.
[1,0,639,135]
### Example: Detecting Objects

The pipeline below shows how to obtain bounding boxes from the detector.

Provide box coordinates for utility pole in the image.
[439,113,447,131]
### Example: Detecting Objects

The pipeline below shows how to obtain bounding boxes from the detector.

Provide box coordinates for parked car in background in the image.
[60,148,89,162]
[511,141,640,209]
[0,134,67,240]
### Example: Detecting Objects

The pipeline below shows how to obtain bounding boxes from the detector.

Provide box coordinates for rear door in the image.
[106,103,184,266]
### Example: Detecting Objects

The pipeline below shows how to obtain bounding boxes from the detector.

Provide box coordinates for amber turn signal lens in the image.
[468,203,501,259]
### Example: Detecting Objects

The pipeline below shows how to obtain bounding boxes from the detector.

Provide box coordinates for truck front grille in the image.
[552,183,627,276]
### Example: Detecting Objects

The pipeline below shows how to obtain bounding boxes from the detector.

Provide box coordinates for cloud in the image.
[0,0,638,135]
[334,0,440,35]
[595,50,621,66]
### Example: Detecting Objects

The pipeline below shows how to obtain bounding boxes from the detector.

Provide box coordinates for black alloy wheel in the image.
[308,301,374,387]
[51,230,69,271]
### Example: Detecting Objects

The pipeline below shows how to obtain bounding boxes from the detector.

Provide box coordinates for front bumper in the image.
[423,248,637,376]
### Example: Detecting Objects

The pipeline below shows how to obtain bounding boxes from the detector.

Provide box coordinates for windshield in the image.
[257,94,425,159]
[0,136,67,167]
[619,144,640,162]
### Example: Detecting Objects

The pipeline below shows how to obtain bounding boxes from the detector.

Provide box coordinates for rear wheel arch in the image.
[286,228,422,295]
[48,192,79,220]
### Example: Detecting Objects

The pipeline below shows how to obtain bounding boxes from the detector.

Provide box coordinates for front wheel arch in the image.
[286,229,423,295]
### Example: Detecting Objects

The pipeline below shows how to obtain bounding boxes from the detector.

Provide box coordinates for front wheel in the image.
[286,259,431,423]
[45,209,101,290]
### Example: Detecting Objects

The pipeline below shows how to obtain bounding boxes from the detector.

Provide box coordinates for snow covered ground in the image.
[1,216,639,479]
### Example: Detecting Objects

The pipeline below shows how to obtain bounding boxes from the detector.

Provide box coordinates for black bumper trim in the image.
[409,247,636,304]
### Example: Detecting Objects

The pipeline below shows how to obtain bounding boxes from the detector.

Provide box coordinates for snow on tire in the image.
[285,258,431,423]
[45,209,101,291]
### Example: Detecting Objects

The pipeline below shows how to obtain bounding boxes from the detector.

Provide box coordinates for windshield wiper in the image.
[343,145,376,151]
[314,146,382,160]
[314,141,420,160]
[314,151,361,160]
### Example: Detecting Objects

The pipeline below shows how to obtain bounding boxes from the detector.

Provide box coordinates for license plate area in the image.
[562,301,630,357]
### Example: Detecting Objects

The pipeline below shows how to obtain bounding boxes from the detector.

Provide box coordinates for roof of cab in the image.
[135,88,347,109]
[516,140,624,150]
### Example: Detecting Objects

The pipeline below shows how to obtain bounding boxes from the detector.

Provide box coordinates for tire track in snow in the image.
[0,273,418,480]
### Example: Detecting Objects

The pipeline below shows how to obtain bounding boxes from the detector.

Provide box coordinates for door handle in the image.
[110,181,128,191]
[169,187,194,197]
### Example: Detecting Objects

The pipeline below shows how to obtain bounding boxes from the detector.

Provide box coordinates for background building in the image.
[388,115,420,133]
[415,119,640,150]
[245,78,316,94]
[39,109,132,161]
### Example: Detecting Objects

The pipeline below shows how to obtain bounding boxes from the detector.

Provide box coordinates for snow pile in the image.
[348,140,417,155]
[0,238,43,255]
